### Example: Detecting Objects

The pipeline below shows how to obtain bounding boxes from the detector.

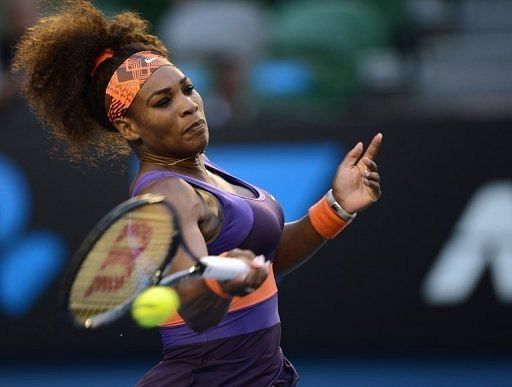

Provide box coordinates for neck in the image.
[136,149,207,176]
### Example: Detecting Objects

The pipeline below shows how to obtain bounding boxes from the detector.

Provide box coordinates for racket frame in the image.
[62,193,183,328]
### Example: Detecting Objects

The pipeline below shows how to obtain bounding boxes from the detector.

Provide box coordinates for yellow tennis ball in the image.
[131,286,180,328]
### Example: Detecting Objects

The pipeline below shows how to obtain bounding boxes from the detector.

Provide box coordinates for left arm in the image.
[273,133,383,275]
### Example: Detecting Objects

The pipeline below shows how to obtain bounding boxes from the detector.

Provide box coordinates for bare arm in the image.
[273,216,325,275]
[273,133,383,276]
[140,177,268,332]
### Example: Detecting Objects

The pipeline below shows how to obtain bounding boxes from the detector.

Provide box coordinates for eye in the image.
[184,85,195,95]
[155,97,171,107]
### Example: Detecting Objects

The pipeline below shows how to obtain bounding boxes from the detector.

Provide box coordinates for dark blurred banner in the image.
[1,99,511,358]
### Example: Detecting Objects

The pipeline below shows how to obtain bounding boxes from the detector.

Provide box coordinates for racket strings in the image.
[69,203,176,326]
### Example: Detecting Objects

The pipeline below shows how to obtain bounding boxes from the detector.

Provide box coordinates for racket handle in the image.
[200,256,250,281]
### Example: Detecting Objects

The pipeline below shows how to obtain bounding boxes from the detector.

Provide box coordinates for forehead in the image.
[138,65,186,96]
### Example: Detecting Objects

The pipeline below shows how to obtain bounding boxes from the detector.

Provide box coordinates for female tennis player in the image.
[13,1,382,385]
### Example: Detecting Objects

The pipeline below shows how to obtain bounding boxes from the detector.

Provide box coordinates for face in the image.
[116,65,209,158]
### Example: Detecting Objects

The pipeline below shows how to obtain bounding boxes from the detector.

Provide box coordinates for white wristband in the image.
[325,189,357,222]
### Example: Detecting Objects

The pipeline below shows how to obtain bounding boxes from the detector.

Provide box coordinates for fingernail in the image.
[255,255,265,263]
[364,170,370,177]
[252,255,266,267]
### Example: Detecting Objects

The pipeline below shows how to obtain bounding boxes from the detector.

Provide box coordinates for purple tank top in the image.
[130,157,284,345]
[130,158,284,259]
[131,159,299,386]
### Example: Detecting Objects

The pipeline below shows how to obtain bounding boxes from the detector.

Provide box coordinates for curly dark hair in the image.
[12,0,169,164]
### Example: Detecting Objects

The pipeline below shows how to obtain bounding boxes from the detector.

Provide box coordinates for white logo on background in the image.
[422,181,512,305]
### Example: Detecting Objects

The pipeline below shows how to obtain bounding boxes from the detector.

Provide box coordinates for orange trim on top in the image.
[161,264,278,327]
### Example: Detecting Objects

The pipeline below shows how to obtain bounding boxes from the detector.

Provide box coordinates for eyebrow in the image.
[147,76,189,105]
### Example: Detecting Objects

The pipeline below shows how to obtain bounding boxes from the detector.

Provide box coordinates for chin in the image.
[183,123,208,153]
[191,134,208,155]
[198,139,209,154]
[199,129,209,149]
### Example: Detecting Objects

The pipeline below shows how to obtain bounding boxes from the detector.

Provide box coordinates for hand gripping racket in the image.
[63,193,249,329]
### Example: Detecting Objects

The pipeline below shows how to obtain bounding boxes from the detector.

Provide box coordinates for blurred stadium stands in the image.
[3,0,512,124]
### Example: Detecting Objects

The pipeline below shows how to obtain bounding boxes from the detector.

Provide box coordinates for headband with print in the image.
[103,51,173,125]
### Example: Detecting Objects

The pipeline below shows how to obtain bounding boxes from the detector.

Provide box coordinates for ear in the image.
[114,118,140,141]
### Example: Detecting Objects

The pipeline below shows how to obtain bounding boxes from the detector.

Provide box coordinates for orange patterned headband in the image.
[97,51,173,124]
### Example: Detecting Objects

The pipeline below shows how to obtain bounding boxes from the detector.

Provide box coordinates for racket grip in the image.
[200,256,250,281]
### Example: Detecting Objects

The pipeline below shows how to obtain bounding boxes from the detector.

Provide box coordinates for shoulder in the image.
[138,175,203,223]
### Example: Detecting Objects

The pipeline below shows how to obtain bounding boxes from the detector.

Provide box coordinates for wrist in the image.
[308,191,355,240]
[326,189,357,222]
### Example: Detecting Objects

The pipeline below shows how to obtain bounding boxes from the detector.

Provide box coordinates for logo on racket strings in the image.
[84,221,152,297]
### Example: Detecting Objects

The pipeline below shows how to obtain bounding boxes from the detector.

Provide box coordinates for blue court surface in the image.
[1,355,512,386]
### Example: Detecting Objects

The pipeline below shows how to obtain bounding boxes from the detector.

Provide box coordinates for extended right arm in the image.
[140,177,268,332]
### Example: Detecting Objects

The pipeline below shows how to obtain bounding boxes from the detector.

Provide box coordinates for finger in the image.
[234,257,268,283]
[364,171,380,182]
[219,278,253,297]
[228,266,268,296]
[362,133,383,161]
[244,269,268,290]
[341,142,364,168]
[363,179,381,198]
[253,255,265,265]
[245,263,269,282]
[242,286,256,295]
[247,255,267,269]
[229,261,268,283]
[362,157,378,172]
[224,249,256,260]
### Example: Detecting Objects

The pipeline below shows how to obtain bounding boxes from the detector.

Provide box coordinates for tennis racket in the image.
[63,193,250,329]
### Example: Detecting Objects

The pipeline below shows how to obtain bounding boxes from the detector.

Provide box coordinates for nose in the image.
[179,95,199,117]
